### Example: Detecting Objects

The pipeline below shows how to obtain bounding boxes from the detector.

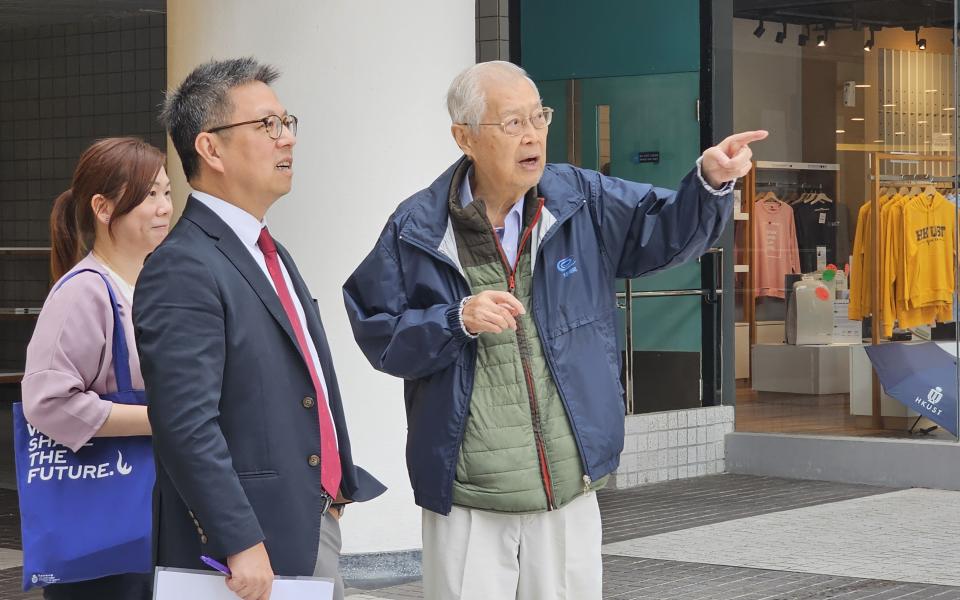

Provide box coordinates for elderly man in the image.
[344,60,765,599]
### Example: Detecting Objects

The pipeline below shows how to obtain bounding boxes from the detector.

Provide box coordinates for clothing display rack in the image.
[865,153,957,428]
[742,161,840,383]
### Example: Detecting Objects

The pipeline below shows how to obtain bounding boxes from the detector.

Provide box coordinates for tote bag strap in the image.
[53,269,133,392]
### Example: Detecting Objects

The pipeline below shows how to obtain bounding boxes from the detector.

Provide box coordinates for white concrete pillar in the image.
[166,0,475,556]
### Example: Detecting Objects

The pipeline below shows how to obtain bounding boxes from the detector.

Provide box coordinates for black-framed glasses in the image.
[206,114,298,139]
[474,107,553,136]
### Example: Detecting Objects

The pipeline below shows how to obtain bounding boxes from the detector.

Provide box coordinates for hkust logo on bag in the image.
[31,573,58,585]
[24,423,133,484]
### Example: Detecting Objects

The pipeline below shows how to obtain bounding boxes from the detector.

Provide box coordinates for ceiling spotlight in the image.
[817,29,828,47]
[775,23,787,44]
[799,25,810,46]
[754,19,765,38]
[864,28,875,51]
[916,29,926,50]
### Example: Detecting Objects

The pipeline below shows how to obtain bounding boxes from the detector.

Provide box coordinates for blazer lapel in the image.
[181,197,304,360]
[276,244,337,387]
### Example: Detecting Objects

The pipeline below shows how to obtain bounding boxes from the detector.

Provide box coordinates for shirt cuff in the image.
[696,156,737,196]
[458,295,479,339]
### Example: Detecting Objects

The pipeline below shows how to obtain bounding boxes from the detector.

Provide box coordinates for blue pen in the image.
[200,555,232,576]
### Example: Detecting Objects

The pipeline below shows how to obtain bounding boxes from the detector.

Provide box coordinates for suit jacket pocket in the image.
[236,470,279,480]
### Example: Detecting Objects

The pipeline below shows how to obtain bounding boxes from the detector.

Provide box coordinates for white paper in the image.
[154,568,334,600]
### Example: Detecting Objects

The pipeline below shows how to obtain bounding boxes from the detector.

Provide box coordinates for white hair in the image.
[446,61,540,129]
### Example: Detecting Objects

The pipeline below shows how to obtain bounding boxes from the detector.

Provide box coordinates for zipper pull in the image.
[508,274,515,291]
[582,474,592,495]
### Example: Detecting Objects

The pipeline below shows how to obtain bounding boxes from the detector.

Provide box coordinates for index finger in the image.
[724,130,768,148]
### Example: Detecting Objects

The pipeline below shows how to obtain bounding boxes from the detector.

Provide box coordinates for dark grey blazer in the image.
[134,196,384,576]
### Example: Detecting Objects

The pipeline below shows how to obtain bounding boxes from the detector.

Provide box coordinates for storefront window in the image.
[731,2,960,439]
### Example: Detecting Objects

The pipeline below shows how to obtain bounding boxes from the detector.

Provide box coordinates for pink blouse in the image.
[21,254,143,452]
[753,200,802,299]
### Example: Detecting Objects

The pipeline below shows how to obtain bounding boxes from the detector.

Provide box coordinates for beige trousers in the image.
[421,492,603,600]
[312,511,344,600]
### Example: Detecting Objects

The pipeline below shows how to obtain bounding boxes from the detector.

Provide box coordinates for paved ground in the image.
[2,475,960,599]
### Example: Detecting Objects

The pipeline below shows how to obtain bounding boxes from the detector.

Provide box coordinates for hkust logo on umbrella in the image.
[864,342,958,436]
[915,386,945,415]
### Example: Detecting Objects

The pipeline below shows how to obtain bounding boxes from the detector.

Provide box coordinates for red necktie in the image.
[257,227,341,498]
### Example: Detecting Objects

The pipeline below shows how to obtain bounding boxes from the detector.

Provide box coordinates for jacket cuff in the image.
[446,297,478,343]
[696,156,737,196]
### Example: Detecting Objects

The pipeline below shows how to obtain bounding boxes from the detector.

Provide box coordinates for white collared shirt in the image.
[192,191,335,446]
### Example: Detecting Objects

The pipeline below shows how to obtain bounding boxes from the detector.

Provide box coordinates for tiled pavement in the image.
[2,476,960,598]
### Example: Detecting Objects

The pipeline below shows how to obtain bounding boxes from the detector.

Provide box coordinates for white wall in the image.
[733,18,803,162]
[167,0,475,554]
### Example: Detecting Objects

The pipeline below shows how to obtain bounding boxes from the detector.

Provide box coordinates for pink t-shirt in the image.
[21,254,142,452]
[753,200,801,298]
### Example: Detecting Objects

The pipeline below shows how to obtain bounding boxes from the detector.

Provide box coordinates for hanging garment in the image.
[901,192,956,309]
[857,191,957,337]
[754,199,801,299]
[793,199,836,273]
[848,199,876,320]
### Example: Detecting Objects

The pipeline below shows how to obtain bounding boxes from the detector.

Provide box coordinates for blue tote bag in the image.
[14,269,155,590]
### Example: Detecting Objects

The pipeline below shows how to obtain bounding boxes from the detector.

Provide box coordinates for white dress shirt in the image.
[192,191,336,446]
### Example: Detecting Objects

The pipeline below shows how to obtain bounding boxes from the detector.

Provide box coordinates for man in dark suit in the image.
[134,57,384,600]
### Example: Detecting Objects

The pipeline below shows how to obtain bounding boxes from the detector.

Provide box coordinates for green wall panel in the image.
[538,73,703,352]
[578,73,700,187]
[614,296,702,353]
[521,0,700,81]
[538,79,567,165]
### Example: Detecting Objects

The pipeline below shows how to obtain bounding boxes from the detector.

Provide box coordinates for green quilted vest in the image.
[448,166,605,513]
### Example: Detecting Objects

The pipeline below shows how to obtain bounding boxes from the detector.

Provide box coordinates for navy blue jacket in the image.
[343,158,731,515]
[135,198,384,576]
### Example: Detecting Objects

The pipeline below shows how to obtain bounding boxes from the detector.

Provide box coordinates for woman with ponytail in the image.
[20,137,170,599]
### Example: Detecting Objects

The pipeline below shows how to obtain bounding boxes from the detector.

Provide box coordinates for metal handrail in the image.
[616,289,723,299]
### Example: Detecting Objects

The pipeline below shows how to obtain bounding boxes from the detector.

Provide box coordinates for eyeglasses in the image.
[474,107,554,136]
[206,114,298,139]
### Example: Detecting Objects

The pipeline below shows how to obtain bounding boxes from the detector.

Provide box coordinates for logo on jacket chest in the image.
[557,257,578,278]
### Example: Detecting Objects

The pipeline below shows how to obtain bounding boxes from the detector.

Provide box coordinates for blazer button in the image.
[303,397,315,409]
[200,534,208,544]
[308,454,320,467]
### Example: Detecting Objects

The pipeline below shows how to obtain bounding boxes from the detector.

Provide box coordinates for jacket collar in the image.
[399,156,585,254]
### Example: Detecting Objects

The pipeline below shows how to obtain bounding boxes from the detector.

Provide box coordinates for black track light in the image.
[775,22,787,44]
[799,25,810,46]
[754,19,765,38]
[916,28,926,50]
[864,28,875,51]
[817,27,828,47]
